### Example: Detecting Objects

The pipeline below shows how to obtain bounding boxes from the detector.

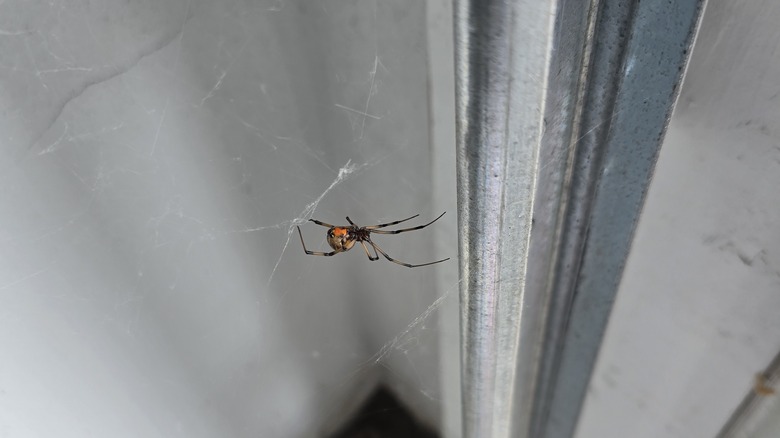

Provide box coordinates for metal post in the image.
[454,0,556,436]
[454,0,704,437]
[716,350,780,438]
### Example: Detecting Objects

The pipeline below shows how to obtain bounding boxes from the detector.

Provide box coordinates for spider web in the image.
[0,1,459,437]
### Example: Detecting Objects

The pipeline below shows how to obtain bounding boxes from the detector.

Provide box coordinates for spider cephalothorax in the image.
[297,213,449,268]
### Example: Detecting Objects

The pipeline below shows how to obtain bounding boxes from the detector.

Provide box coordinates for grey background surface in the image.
[1,1,455,436]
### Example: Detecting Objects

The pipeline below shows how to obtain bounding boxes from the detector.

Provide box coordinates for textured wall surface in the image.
[0,1,458,436]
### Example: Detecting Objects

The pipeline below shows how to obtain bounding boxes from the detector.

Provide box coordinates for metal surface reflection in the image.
[454,0,704,437]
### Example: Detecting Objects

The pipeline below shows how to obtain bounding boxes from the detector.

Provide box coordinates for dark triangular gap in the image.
[328,386,438,438]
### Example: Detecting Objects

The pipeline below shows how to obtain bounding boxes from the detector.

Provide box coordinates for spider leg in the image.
[297,226,340,256]
[309,218,337,228]
[369,212,446,235]
[368,240,449,268]
[359,241,379,261]
[346,217,356,226]
[364,214,420,230]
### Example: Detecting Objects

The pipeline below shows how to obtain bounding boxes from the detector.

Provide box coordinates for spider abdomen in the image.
[326,227,356,251]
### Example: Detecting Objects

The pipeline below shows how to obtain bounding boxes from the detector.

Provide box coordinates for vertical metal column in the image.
[454,1,556,436]
[454,1,704,437]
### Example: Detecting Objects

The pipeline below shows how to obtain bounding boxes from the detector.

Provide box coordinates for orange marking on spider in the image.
[296,212,450,268]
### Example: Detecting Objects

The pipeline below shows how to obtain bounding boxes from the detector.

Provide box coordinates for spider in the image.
[296,212,450,268]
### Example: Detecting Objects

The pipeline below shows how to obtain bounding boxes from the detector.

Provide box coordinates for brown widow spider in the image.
[296,212,450,268]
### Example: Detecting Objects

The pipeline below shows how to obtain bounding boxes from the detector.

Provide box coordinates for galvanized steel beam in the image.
[453,0,704,437]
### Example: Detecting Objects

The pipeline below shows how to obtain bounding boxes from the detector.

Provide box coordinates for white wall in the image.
[0,1,457,436]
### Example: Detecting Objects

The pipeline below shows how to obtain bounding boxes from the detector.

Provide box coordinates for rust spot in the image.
[754,373,776,396]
